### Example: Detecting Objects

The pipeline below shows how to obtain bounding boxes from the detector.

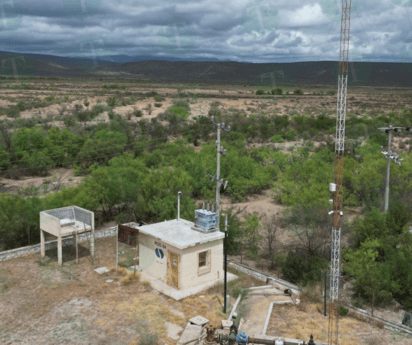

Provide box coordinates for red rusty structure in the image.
[118,224,139,247]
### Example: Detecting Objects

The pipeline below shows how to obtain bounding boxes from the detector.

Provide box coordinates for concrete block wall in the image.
[226,260,299,291]
[0,226,118,262]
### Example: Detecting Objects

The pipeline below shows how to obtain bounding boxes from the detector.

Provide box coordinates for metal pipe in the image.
[224,214,228,314]
[177,191,181,221]
[216,124,221,230]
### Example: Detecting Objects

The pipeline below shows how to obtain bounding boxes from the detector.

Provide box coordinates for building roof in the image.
[129,219,224,250]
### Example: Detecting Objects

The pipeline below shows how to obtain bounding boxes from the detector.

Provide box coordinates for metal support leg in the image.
[40,230,45,257]
[57,236,62,267]
[75,233,78,264]
[90,230,95,259]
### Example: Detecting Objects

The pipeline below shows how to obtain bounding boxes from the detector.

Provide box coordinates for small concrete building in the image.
[40,206,95,266]
[130,207,236,300]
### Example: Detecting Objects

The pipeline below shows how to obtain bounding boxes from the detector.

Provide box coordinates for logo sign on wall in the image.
[155,248,164,259]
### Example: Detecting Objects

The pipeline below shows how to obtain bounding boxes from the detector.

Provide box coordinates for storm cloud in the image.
[0,0,411,63]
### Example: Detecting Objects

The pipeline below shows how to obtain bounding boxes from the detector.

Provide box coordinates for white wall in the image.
[180,239,223,290]
[40,212,60,237]
[139,234,181,284]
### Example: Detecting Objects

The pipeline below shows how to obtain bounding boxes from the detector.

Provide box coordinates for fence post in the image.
[371,290,375,317]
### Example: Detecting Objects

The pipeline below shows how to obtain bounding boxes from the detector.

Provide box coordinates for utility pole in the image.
[223,214,228,314]
[378,125,408,212]
[209,116,230,230]
[384,126,392,212]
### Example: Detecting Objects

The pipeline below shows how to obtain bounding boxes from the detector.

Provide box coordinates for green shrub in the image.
[84,99,90,107]
[283,129,297,140]
[73,104,83,112]
[293,89,304,95]
[0,147,10,170]
[154,94,165,102]
[172,99,190,109]
[272,88,283,95]
[256,89,265,95]
[134,109,143,117]
[270,135,285,143]
[338,305,349,316]
[327,89,337,95]
[16,102,26,111]
[76,110,91,122]
[169,106,189,119]
[281,251,327,285]
[7,106,20,118]
[154,103,162,108]
[106,96,117,107]
[91,104,105,117]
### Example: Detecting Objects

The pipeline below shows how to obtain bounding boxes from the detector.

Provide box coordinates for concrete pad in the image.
[221,320,233,329]
[189,315,209,326]
[165,322,183,340]
[139,271,238,301]
[94,267,110,274]
[177,324,202,345]
[249,288,286,296]
[127,265,142,272]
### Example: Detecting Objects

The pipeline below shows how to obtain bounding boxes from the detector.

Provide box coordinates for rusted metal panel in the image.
[118,224,139,246]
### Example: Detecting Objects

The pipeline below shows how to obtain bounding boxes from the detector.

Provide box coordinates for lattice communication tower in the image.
[328,0,352,344]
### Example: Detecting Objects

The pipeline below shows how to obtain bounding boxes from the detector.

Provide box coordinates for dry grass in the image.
[120,271,141,286]
[141,280,151,288]
[181,293,228,328]
[115,294,185,342]
[268,303,363,345]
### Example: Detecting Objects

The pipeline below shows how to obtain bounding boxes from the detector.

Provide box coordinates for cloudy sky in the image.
[0,0,411,63]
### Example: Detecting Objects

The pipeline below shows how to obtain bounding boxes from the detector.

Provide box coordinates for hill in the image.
[0,50,412,86]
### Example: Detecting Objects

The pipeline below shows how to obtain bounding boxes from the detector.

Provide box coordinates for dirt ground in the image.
[266,302,412,345]
[0,235,411,344]
[0,236,265,345]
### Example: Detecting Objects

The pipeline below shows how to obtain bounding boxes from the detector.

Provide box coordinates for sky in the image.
[0,0,411,63]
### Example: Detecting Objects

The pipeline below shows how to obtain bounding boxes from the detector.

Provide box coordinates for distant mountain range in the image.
[0,50,412,87]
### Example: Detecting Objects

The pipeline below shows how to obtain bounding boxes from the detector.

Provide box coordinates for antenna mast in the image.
[328,0,352,344]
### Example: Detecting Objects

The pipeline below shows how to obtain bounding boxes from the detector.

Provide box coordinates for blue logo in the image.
[157,18,197,55]
[155,248,164,259]
[241,0,279,38]
[62,0,102,17]
[0,0,23,35]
